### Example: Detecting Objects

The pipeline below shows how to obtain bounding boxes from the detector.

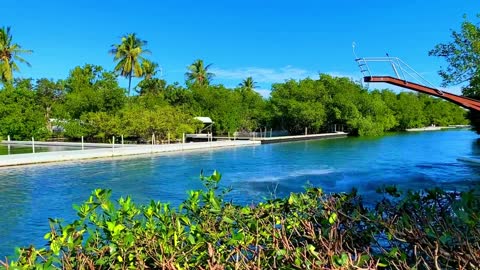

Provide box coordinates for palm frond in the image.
[0,26,31,82]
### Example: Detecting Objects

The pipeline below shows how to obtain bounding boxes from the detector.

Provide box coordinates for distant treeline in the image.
[0,67,468,142]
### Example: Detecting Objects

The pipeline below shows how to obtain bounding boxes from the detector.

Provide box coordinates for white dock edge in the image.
[0,140,260,167]
[256,132,348,144]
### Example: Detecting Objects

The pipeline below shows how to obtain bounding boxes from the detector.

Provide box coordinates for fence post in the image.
[32,137,35,153]
[121,135,124,146]
[168,132,170,144]
[112,136,115,150]
[7,135,11,155]
[305,127,308,135]
[81,136,84,150]
[270,128,273,137]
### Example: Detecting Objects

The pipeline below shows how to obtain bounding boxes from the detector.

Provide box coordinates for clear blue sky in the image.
[3,0,479,96]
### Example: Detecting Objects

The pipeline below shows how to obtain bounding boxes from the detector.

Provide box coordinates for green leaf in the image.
[276,249,287,257]
[288,195,295,205]
[328,212,337,224]
[188,234,195,245]
[212,170,222,182]
[222,216,235,224]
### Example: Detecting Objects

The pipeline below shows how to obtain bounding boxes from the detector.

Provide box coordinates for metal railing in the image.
[352,43,442,94]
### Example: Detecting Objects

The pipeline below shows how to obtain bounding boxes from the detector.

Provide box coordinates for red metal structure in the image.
[364,76,480,111]
[354,54,480,112]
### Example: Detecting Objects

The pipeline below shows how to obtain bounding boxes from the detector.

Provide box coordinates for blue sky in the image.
[3,0,479,96]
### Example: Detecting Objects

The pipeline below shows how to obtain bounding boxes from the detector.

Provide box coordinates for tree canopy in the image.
[110,33,150,95]
[430,15,480,133]
[185,59,214,87]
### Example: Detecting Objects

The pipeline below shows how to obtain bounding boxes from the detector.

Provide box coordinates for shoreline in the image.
[0,133,348,168]
[0,140,260,168]
[405,125,471,132]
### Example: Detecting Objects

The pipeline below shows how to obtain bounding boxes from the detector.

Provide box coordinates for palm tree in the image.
[110,33,150,95]
[141,59,159,80]
[239,77,257,91]
[185,59,214,87]
[0,26,32,83]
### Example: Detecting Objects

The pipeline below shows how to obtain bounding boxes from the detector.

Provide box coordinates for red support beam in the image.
[364,76,480,111]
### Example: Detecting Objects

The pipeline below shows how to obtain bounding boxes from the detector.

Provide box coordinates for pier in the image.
[0,132,348,167]
[255,132,348,144]
[0,140,260,167]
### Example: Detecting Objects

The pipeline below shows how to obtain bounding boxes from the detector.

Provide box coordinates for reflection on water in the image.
[0,129,479,257]
[0,144,86,155]
[471,138,480,156]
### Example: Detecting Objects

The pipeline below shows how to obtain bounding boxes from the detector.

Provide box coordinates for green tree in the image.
[270,78,329,134]
[0,79,48,139]
[235,77,266,131]
[110,33,150,95]
[190,85,244,134]
[348,91,396,136]
[238,76,257,91]
[394,92,427,129]
[141,59,159,80]
[429,15,480,91]
[136,78,167,96]
[0,26,32,83]
[82,111,122,141]
[61,64,126,119]
[185,59,214,87]
[429,15,479,132]
[136,60,163,96]
[34,78,65,131]
[120,103,200,142]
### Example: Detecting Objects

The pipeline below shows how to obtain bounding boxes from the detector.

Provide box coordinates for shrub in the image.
[1,172,479,269]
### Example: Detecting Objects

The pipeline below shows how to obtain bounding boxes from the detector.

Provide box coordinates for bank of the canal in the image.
[0,129,479,258]
[0,132,346,167]
[0,140,260,167]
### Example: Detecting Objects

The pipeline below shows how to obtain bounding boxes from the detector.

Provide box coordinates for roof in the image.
[194,117,214,124]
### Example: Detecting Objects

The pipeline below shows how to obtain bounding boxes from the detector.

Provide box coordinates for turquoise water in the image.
[1,129,479,257]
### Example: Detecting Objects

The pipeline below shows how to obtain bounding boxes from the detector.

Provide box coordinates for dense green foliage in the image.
[0,80,48,140]
[269,75,467,136]
[0,72,468,141]
[430,15,480,133]
[2,172,479,269]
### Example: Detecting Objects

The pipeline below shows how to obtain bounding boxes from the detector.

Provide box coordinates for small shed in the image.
[194,117,214,133]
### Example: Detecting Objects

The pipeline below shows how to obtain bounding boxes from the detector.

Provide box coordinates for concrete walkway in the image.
[255,132,348,144]
[1,140,137,148]
[0,133,349,167]
[0,140,260,167]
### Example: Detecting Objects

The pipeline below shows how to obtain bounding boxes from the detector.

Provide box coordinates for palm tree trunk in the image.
[128,74,132,96]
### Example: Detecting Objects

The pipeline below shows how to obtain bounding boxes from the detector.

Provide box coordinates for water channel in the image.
[1,129,479,257]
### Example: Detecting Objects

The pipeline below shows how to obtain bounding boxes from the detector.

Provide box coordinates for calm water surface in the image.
[1,129,480,257]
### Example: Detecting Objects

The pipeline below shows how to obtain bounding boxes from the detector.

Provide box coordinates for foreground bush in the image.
[1,172,479,269]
